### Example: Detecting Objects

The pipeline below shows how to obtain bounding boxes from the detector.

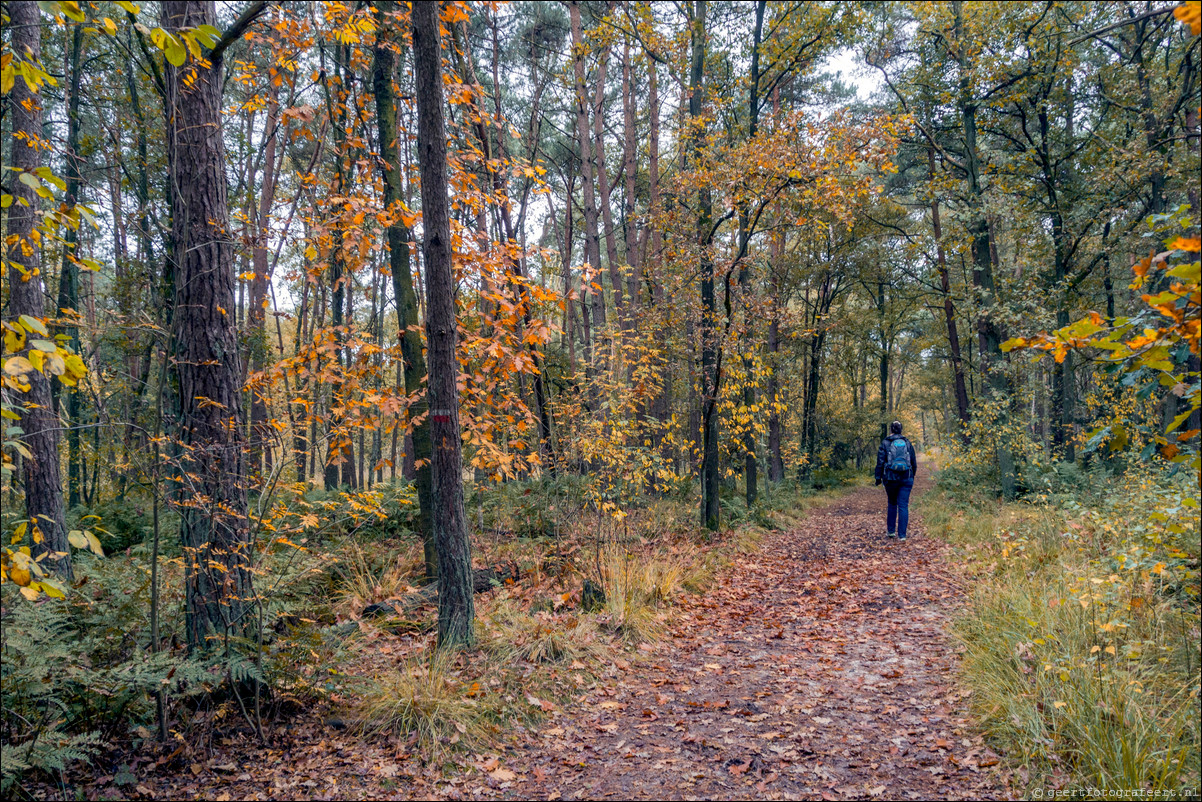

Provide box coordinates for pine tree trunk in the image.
[591,46,625,329]
[248,77,279,478]
[621,43,640,320]
[7,1,71,579]
[412,0,475,648]
[163,0,253,651]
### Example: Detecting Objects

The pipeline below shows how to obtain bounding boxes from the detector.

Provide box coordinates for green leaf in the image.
[33,166,66,191]
[17,172,41,191]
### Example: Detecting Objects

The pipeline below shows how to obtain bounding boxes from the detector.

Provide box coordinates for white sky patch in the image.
[822,46,882,103]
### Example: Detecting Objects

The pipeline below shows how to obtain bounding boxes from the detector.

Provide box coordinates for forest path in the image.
[490,479,1009,801]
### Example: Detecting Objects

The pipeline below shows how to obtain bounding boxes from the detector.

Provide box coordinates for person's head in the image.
[890,420,903,435]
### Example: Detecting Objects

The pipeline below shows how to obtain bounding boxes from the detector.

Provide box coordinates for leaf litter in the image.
[129,480,1010,800]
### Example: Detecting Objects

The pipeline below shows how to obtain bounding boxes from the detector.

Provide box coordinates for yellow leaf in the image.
[9,565,32,587]
[3,325,25,353]
[85,531,104,556]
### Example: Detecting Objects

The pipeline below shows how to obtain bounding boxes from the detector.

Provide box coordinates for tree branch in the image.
[1068,5,1176,46]
[209,0,269,66]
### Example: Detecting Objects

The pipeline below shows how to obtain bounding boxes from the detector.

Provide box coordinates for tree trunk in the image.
[621,42,640,320]
[740,1,765,508]
[690,1,719,531]
[647,60,670,456]
[569,1,607,335]
[412,0,475,648]
[928,147,970,437]
[591,46,625,329]
[766,305,784,482]
[56,22,85,511]
[248,76,280,479]
[323,41,356,491]
[954,0,1014,498]
[373,0,437,579]
[7,1,71,579]
[163,0,253,651]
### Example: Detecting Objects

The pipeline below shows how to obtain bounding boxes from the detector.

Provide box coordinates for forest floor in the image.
[134,479,1011,801]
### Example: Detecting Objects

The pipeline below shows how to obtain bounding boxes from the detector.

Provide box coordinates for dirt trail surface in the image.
[486,480,1008,801]
[141,480,1009,801]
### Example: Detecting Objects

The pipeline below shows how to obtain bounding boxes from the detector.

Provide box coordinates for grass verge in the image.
[923,471,1200,795]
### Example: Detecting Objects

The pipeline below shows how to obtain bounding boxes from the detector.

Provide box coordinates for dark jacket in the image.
[875,433,917,483]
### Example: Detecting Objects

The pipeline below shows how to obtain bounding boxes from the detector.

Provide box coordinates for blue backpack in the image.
[884,437,910,480]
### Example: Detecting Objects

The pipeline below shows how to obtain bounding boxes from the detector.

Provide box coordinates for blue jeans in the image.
[884,478,913,539]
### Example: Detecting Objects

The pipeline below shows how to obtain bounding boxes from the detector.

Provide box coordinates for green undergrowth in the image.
[924,464,1200,797]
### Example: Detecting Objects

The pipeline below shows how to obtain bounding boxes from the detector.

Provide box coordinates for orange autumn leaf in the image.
[1175,1,1202,36]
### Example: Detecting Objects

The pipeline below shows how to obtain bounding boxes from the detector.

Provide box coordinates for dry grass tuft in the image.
[333,539,423,614]
[481,600,606,664]
[354,650,486,756]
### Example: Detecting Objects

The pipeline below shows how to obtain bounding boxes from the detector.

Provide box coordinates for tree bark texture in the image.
[412,0,475,648]
[569,1,607,332]
[6,1,72,579]
[163,0,254,651]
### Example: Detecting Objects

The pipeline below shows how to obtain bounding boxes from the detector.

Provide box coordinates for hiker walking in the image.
[874,420,917,541]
